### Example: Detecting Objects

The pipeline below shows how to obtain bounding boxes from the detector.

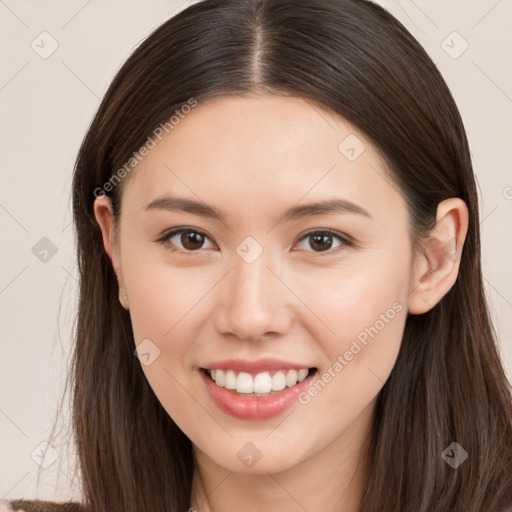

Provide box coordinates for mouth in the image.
[201,367,317,396]
[199,365,318,420]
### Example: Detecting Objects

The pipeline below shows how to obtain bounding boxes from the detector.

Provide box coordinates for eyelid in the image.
[296,227,354,245]
[293,228,354,255]
[156,227,355,254]
[156,227,217,251]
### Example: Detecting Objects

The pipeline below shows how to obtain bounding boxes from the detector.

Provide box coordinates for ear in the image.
[407,198,469,314]
[93,195,130,310]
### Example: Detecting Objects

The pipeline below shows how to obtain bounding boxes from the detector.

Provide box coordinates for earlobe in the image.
[93,195,130,310]
[407,198,469,315]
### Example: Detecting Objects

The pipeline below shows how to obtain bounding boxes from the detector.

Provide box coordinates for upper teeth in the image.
[208,369,309,394]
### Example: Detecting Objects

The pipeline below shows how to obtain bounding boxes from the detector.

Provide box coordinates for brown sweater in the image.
[0,500,86,512]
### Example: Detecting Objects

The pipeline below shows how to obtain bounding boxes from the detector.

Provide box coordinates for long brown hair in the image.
[52,0,512,510]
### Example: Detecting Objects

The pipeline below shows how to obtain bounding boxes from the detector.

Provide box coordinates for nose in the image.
[214,250,294,342]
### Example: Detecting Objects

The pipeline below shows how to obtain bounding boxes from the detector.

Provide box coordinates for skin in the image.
[94,95,468,512]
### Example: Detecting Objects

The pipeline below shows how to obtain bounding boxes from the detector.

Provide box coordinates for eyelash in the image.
[156,227,354,256]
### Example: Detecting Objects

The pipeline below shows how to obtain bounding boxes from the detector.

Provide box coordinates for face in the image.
[96,95,417,475]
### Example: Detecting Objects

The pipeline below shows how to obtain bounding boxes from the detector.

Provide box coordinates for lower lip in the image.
[200,369,316,420]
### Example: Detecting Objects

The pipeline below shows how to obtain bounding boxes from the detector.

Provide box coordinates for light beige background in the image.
[0,0,510,502]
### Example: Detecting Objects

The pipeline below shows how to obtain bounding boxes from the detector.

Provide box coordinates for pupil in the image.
[310,233,332,252]
[182,231,204,250]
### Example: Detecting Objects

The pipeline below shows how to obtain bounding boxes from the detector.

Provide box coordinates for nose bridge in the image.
[232,250,270,304]
[215,242,292,341]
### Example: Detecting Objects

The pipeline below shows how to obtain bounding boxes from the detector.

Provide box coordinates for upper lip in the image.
[202,358,314,373]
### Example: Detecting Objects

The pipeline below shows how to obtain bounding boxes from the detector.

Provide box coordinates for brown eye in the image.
[160,228,215,252]
[309,233,333,251]
[295,230,350,253]
[180,230,205,250]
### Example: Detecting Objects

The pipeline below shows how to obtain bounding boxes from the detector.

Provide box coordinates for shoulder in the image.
[0,500,86,512]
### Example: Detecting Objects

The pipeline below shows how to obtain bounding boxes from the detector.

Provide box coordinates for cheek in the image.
[122,255,214,428]
[290,251,410,403]
[121,248,213,347]
[292,252,409,348]
[298,307,406,446]
[295,286,409,433]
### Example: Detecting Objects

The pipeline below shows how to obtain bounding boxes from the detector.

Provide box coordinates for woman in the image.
[4,0,511,510]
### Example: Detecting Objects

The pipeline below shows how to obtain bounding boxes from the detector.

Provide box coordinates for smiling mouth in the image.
[201,367,318,396]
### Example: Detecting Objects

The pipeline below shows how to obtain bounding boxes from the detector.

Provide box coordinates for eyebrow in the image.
[143,196,373,222]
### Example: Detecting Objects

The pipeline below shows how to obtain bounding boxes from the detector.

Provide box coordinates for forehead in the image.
[121,95,406,226]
